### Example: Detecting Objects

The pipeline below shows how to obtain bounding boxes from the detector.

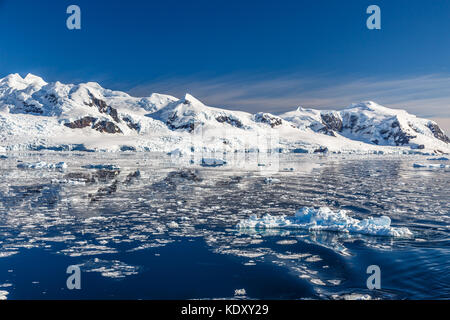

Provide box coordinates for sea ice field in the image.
[0,152,448,300]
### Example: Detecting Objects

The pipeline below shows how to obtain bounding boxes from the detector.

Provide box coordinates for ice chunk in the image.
[237,207,413,237]
[264,177,281,184]
[17,161,67,170]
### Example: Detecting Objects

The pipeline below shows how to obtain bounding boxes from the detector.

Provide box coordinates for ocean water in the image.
[0,152,449,300]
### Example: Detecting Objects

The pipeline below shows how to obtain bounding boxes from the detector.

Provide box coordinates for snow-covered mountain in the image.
[0,73,448,155]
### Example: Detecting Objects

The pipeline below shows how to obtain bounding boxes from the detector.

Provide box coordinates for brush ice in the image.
[0,290,8,300]
[413,163,450,168]
[237,207,413,237]
[82,164,120,170]
[17,161,67,170]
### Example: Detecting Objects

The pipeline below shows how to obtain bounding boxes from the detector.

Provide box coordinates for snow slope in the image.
[0,73,448,154]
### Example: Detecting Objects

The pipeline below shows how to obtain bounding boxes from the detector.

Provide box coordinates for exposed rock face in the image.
[64,116,97,129]
[389,123,416,145]
[314,146,328,153]
[64,117,122,134]
[93,120,122,134]
[86,92,121,123]
[427,122,450,143]
[253,113,283,128]
[122,116,140,131]
[321,113,343,132]
[165,169,202,183]
[167,113,195,132]
[216,115,243,128]
[45,93,58,105]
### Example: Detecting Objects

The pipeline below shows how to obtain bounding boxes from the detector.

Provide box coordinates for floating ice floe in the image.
[83,258,140,279]
[234,288,246,296]
[264,177,281,184]
[237,207,413,237]
[17,161,67,170]
[201,158,226,167]
[332,293,372,300]
[413,163,450,168]
[0,290,8,300]
[81,164,120,170]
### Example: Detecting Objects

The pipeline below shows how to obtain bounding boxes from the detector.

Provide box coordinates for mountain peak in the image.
[24,73,47,86]
[183,93,204,106]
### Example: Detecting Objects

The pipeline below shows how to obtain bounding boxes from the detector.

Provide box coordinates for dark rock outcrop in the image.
[216,115,243,128]
[427,122,450,143]
[93,120,122,134]
[253,113,282,128]
[321,113,343,132]
[64,116,97,129]
[122,116,140,131]
[86,92,121,123]
[64,116,122,134]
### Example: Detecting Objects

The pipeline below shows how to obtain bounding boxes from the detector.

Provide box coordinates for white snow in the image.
[237,207,413,237]
[234,288,246,296]
[201,158,227,167]
[0,290,8,300]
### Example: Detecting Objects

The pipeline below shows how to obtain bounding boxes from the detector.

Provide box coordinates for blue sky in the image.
[0,0,449,131]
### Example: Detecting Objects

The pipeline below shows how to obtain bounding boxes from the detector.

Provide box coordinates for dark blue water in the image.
[0,153,449,299]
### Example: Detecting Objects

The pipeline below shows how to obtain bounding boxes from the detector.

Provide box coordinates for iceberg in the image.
[237,207,413,237]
